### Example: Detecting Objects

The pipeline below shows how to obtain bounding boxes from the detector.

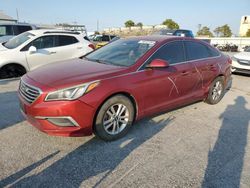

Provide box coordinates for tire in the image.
[205,77,225,105]
[94,95,135,141]
[0,64,26,79]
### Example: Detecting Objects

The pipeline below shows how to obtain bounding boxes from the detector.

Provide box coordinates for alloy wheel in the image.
[103,103,129,135]
[212,81,223,101]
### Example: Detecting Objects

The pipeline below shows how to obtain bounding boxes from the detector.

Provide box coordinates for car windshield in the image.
[3,32,35,49]
[85,39,156,67]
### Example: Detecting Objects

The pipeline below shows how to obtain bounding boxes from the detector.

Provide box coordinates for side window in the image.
[31,36,56,49]
[148,41,185,65]
[0,25,13,36]
[57,35,78,47]
[102,35,110,42]
[16,26,32,34]
[207,47,220,57]
[185,41,211,61]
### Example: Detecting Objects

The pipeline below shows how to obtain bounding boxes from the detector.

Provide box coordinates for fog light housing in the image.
[36,116,79,127]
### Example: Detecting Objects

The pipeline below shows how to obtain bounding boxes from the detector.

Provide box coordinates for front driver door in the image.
[24,35,63,71]
[140,40,198,115]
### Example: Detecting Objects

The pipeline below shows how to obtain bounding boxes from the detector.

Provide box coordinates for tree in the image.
[197,26,213,37]
[246,29,250,37]
[162,19,179,29]
[214,24,232,37]
[136,22,143,27]
[94,31,100,35]
[125,20,135,27]
[214,27,220,37]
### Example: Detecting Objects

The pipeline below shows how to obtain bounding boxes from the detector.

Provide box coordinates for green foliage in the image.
[214,24,232,37]
[136,22,143,27]
[125,20,135,27]
[197,26,213,37]
[94,31,100,35]
[162,19,180,29]
[246,29,250,37]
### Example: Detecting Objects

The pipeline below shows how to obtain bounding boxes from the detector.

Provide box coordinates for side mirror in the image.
[146,59,169,68]
[28,46,37,54]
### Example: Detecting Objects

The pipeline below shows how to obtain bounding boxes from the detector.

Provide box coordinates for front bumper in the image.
[18,92,96,137]
[231,59,250,75]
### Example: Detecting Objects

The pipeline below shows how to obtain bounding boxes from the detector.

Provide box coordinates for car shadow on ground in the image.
[0,91,24,130]
[202,96,250,187]
[0,116,174,187]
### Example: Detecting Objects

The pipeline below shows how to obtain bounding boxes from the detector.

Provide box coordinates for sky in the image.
[0,0,249,35]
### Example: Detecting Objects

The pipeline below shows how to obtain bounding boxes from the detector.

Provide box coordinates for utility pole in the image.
[97,19,99,32]
[16,8,19,22]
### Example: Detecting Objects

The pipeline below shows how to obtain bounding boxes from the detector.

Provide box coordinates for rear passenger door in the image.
[54,35,80,59]
[184,41,219,91]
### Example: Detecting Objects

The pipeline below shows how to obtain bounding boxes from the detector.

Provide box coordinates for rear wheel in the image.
[0,64,26,79]
[94,95,135,141]
[205,77,225,105]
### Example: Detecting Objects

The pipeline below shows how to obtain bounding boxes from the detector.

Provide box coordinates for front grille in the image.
[19,80,41,103]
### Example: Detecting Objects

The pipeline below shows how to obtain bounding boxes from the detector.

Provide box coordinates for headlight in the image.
[45,81,100,101]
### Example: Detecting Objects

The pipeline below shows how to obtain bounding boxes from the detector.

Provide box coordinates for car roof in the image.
[28,29,81,36]
[127,35,184,43]
[0,23,35,26]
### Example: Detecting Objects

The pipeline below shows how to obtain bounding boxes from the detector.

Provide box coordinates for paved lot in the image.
[0,73,250,188]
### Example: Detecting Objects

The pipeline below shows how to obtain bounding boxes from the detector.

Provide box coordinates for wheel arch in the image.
[92,91,138,133]
[0,62,28,73]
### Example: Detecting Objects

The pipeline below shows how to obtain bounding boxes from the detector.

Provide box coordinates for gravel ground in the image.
[0,74,250,188]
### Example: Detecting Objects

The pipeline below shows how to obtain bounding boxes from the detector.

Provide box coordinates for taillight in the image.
[228,57,232,64]
[88,44,95,50]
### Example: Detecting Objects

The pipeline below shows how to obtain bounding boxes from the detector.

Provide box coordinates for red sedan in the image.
[18,36,232,141]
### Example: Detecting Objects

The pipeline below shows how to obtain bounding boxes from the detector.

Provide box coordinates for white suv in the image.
[231,47,250,75]
[0,30,95,79]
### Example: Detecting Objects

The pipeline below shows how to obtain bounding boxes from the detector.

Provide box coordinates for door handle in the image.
[49,51,56,54]
[181,71,189,76]
[77,46,83,49]
[208,64,216,70]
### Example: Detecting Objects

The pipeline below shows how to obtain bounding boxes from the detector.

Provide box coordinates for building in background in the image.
[0,11,17,23]
[239,15,250,37]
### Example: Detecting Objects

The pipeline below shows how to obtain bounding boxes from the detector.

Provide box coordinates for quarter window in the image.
[148,41,185,65]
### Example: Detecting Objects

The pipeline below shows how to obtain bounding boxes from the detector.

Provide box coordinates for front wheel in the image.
[94,95,135,141]
[205,77,225,105]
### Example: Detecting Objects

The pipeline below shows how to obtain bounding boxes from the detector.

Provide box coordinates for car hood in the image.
[234,52,250,61]
[27,58,128,89]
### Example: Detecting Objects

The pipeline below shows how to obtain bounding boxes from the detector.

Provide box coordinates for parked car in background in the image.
[0,23,36,43]
[231,47,250,74]
[0,29,95,79]
[92,34,117,48]
[153,29,194,38]
[19,36,231,141]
